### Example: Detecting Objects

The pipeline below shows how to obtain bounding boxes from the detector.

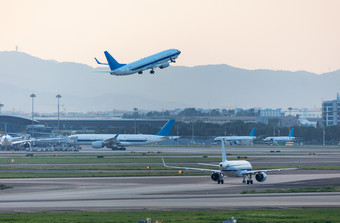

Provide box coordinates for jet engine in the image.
[159,62,170,69]
[255,172,267,182]
[92,141,104,149]
[211,172,222,182]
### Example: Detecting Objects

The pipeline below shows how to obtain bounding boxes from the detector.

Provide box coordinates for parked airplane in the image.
[162,139,297,184]
[263,128,295,145]
[214,128,256,145]
[70,119,175,150]
[95,49,181,76]
[0,134,31,150]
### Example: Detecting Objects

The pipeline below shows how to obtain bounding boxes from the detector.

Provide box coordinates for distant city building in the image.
[259,109,284,117]
[322,94,340,126]
[284,109,321,119]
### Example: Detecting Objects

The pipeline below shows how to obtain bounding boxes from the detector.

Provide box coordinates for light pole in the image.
[0,104,3,114]
[56,94,61,133]
[30,94,36,137]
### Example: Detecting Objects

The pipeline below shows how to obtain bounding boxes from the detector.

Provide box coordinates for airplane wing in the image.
[103,133,120,147]
[197,163,220,167]
[162,158,221,173]
[11,140,31,145]
[241,167,299,175]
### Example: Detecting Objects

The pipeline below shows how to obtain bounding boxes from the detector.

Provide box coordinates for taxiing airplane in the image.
[214,128,256,145]
[162,139,297,184]
[263,128,295,145]
[95,49,181,76]
[70,119,175,150]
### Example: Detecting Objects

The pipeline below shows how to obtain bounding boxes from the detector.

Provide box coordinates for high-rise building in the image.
[321,94,340,126]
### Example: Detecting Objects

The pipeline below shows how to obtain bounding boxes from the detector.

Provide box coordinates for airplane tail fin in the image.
[104,51,126,71]
[249,127,255,137]
[156,119,175,136]
[289,128,295,137]
[221,139,227,162]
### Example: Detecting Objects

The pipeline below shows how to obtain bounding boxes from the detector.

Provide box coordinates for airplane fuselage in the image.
[214,136,256,145]
[0,135,13,147]
[264,136,295,143]
[219,160,252,177]
[110,49,181,75]
[72,134,169,146]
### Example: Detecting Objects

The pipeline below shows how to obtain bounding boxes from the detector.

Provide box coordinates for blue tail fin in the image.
[104,51,126,71]
[249,127,255,137]
[156,119,175,136]
[289,128,294,137]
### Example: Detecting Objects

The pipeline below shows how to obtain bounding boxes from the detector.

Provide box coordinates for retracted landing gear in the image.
[243,174,253,184]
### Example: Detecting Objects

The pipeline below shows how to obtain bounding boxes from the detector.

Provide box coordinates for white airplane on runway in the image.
[264,128,295,145]
[162,139,297,184]
[214,128,256,145]
[70,119,175,150]
[95,49,181,76]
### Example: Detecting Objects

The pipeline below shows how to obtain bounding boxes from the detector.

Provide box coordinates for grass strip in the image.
[0,209,339,223]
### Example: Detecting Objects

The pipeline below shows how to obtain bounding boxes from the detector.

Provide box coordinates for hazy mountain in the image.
[0,51,339,113]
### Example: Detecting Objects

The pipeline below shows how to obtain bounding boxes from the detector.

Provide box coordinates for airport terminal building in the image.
[0,114,168,135]
[0,114,39,133]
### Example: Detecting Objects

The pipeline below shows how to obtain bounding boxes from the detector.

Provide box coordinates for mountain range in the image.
[0,51,339,113]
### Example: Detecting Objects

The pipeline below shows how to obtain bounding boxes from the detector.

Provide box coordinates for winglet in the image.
[156,119,175,136]
[161,157,168,167]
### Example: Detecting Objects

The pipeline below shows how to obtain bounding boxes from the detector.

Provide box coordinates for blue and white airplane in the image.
[70,119,175,150]
[162,139,297,184]
[264,128,295,145]
[214,128,256,145]
[95,49,181,76]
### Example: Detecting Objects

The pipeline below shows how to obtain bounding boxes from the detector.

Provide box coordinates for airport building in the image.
[321,94,340,126]
[37,118,169,134]
[0,114,39,133]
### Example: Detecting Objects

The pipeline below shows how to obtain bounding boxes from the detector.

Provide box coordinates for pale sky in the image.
[1,0,340,74]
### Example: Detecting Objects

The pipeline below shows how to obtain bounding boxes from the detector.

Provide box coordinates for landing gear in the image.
[243,174,254,184]
[138,71,143,74]
[217,179,224,184]
[150,69,155,74]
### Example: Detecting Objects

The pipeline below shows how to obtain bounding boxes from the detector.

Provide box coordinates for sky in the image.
[1,0,340,74]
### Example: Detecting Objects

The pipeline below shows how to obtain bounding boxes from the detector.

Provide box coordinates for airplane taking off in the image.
[95,49,181,76]
[70,119,175,150]
[214,128,256,145]
[162,139,297,184]
[263,128,295,145]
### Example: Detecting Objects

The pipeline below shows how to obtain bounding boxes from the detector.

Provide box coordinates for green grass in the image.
[0,209,339,223]
[241,186,340,194]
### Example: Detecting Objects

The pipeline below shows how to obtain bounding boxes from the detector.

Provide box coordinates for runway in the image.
[1,173,340,212]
